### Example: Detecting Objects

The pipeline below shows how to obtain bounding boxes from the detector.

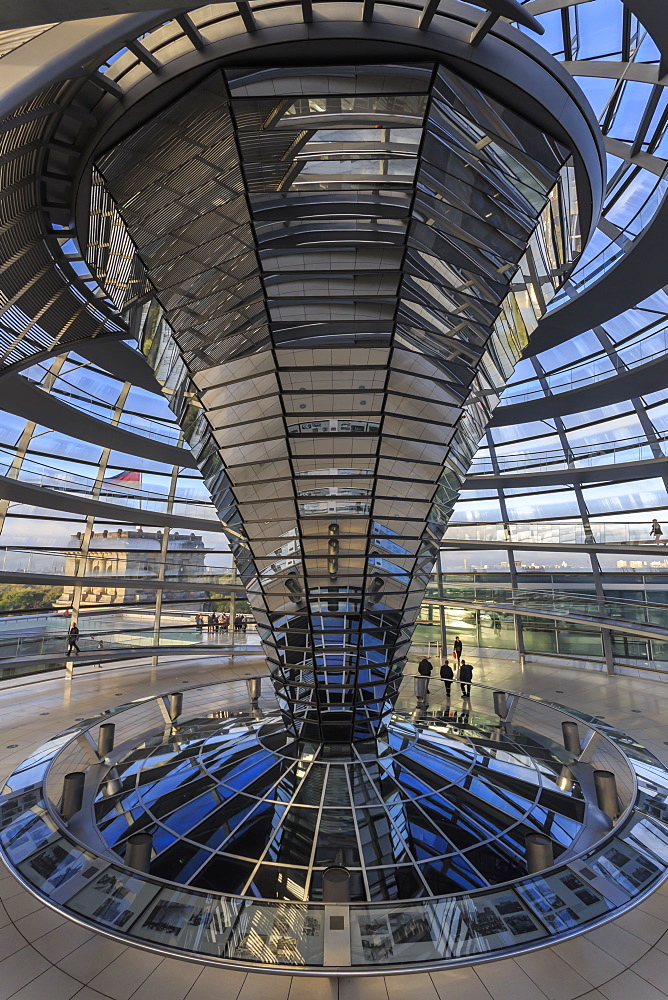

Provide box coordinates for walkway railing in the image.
[424,583,668,635]
[442,520,665,547]
[0,546,235,582]
[0,618,259,663]
[467,433,668,475]
[0,446,217,521]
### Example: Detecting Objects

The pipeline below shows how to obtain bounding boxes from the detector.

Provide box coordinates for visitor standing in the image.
[440,658,454,698]
[417,656,433,693]
[459,658,473,698]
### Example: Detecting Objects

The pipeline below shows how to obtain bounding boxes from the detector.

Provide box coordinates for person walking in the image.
[459,658,473,698]
[417,656,433,693]
[211,612,219,633]
[650,519,665,545]
[66,621,80,656]
[453,636,463,668]
[440,657,454,698]
[207,613,214,634]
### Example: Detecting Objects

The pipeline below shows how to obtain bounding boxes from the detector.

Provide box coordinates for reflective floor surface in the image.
[95,710,586,902]
[0,648,668,998]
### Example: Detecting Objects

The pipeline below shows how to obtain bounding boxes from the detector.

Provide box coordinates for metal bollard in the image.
[246,677,261,706]
[525,833,554,874]
[562,721,581,755]
[493,690,508,719]
[97,723,115,758]
[594,770,619,820]
[61,771,85,820]
[323,866,351,903]
[414,676,429,702]
[168,691,183,721]
[125,832,153,873]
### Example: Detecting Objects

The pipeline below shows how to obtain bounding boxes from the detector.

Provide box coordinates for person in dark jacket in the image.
[440,659,453,698]
[651,519,665,545]
[66,622,80,656]
[417,657,433,693]
[459,658,473,698]
[453,636,463,667]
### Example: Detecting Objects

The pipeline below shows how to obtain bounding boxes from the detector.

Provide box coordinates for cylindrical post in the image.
[323,866,351,903]
[562,721,581,755]
[414,676,429,702]
[525,833,554,874]
[61,771,85,820]
[125,832,152,873]
[168,691,183,721]
[493,690,508,719]
[246,677,261,705]
[97,722,115,758]
[594,769,619,820]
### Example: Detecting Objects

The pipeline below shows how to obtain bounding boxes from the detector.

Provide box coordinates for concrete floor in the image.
[0,650,667,1000]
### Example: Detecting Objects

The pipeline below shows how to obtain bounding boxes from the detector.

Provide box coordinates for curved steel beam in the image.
[0,373,195,467]
[0,4,188,30]
[491,353,668,425]
[525,182,668,356]
[525,0,668,355]
[0,13,172,120]
[74,338,163,395]
[465,455,668,488]
[0,475,225,534]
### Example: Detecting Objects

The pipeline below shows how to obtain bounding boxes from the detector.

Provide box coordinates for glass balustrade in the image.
[1,675,666,972]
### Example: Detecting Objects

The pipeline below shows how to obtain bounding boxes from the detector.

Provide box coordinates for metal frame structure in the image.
[0,0,667,687]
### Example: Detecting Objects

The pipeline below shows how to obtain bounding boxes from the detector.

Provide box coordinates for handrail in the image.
[442,520,667,547]
[0,445,216,514]
[467,432,668,474]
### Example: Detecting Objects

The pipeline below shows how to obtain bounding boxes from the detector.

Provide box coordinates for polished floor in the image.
[0,650,667,999]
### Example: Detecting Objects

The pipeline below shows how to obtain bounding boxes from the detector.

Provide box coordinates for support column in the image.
[601,628,615,675]
[152,462,179,671]
[436,554,447,662]
[228,589,235,632]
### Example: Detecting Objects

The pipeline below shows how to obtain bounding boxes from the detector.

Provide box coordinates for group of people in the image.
[418,635,473,698]
[195,612,247,632]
